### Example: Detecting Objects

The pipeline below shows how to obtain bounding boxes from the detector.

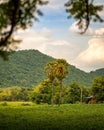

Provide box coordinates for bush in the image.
[21,102,31,106]
[1,102,8,106]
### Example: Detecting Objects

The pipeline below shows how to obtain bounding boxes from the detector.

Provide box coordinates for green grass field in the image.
[0,102,104,130]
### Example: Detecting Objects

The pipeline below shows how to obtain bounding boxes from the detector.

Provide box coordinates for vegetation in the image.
[45,61,57,106]
[45,59,69,106]
[0,68,104,129]
[0,75,104,104]
[0,1,103,129]
[55,59,69,106]
[91,76,104,103]
[65,0,104,34]
[0,87,31,101]
[0,50,104,88]
[0,50,53,87]
[30,80,52,104]
[0,0,48,58]
[31,81,90,104]
[0,103,104,130]
[0,79,89,104]
[65,82,89,104]
[0,51,103,104]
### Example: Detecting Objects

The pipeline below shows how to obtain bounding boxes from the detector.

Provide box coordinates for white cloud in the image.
[16,27,79,64]
[95,28,104,37]
[15,28,52,51]
[50,40,70,46]
[73,28,104,72]
[76,38,104,63]
[43,40,78,62]
[15,28,58,49]
[45,0,67,11]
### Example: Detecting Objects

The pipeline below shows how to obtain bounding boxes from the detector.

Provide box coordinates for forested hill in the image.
[0,50,104,88]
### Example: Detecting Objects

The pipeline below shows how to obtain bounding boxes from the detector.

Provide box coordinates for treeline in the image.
[0,87,31,101]
[0,76,104,104]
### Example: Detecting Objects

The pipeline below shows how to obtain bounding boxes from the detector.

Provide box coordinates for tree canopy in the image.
[0,0,48,58]
[92,76,104,102]
[65,0,104,33]
[45,59,69,106]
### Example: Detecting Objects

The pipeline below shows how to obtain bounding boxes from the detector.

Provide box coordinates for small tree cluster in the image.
[0,76,103,104]
[91,76,104,103]
[45,59,69,106]
[30,79,52,104]
[30,81,90,104]
[0,87,31,101]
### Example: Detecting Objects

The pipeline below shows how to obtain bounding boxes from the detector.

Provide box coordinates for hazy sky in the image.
[16,0,104,72]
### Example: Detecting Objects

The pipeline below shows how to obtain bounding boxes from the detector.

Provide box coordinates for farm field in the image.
[0,102,104,130]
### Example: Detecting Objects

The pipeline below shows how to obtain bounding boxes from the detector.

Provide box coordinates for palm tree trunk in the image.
[51,82,54,106]
[80,87,83,103]
[58,80,62,107]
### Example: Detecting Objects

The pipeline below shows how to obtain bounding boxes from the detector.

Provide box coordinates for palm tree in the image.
[55,59,69,106]
[45,59,69,106]
[45,61,57,106]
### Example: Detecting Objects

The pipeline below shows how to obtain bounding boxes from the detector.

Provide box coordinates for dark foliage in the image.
[0,0,48,59]
[65,0,104,33]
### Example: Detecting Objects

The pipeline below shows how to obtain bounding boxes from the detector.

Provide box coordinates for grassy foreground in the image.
[0,102,104,130]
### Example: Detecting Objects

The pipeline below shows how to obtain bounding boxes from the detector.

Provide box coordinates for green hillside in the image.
[0,50,104,87]
[90,68,104,77]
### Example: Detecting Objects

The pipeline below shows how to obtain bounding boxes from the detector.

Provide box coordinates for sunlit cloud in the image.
[73,30,104,72]
[15,28,52,51]
[94,28,104,37]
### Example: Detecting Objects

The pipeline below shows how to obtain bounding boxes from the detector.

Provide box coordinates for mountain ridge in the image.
[0,50,104,87]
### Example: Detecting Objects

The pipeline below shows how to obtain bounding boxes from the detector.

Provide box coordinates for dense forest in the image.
[0,50,104,88]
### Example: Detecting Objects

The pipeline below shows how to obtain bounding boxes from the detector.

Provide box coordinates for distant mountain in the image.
[89,68,104,77]
[0,50,104,88]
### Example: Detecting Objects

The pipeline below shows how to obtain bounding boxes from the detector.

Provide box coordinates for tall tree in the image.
[65,0,104,34]
[0,0,48,58]
[45,61,57,106]
[92,76,104,103]
[45,59,69,106]
[30,79,52,104]
[55,59,69,106]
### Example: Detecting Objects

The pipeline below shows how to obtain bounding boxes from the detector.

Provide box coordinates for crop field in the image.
[0,102,104,130]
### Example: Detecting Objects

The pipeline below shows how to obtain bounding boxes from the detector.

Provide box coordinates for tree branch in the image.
[0,0,20,47]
